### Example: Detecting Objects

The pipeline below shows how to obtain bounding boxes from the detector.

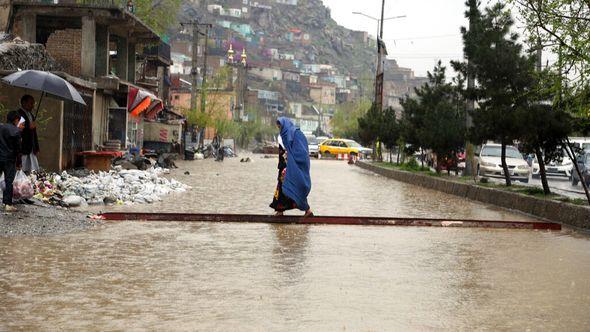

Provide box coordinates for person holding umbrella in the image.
[17,95,40,173]
[1,70,87,174]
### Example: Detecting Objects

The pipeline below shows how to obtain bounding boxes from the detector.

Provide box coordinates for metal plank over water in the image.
[99,213,562,231]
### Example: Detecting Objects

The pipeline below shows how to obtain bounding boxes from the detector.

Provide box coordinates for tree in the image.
[399,96,424,162]
[184,67,235,143]
[380,106,400,163]
[358,102,382,159]
[518,102,572,194]
[510,0,590,203]
[453,0,536,185]
[132,0,183,36]
[510,0,590,100]
[399,62,466,172]
[331,99,371,140]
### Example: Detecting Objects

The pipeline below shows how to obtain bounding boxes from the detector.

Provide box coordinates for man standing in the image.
[0,111,23,212]
[17,95,40,173]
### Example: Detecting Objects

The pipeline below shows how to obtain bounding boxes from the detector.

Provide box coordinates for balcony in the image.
[143,42,172,66]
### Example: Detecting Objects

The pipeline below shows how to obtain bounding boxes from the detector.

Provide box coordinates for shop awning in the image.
[128,86,163,118]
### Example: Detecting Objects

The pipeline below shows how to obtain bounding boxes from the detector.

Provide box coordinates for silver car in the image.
[476,144,530,183]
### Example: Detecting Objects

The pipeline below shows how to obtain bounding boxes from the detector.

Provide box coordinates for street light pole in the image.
[353,5,405,161]
[352,10,406,110]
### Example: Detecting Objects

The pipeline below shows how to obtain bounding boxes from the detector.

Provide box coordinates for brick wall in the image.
[46,29,82,77]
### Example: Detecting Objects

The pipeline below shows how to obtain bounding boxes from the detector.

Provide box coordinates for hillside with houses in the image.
[169,0,428,135]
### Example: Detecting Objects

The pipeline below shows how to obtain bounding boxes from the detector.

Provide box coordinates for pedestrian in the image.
[270,117,313,217]
[17,95,40,173]
[0,111,23,212]
[270,135,297,215]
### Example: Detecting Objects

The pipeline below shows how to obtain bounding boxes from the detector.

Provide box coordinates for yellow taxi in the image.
[319,139,372,157]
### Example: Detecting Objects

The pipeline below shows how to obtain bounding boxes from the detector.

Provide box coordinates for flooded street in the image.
[2,158,590,330]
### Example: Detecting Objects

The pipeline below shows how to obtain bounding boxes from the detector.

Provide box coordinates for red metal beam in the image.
[98,213,561,231]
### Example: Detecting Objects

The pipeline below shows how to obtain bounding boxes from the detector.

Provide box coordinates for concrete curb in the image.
[357,161,590,229]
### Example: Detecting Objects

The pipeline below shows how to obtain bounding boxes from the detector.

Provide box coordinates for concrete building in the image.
[0,0,168,170]
[249,66,282,81]
[309,84,336,105]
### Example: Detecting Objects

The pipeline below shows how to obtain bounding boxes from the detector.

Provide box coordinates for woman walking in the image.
[269,117,313,217]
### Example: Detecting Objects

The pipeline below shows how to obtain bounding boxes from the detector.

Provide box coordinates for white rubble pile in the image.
[55,167,189,205]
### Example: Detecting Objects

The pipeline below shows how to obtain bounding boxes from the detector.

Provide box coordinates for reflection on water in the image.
[1,158,590,330]
[271,224,309,285]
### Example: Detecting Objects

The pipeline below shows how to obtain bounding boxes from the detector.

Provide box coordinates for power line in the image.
[384,33,461,41]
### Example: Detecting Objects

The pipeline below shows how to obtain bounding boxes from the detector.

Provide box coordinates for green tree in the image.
[518,102,572,194]
[131,0,182,36]
[380,106,400,163]
[510,0,590,102]
[331,99,371,140]
[358,102,382,159]
[453,0,535,185]
[400,62,466,173]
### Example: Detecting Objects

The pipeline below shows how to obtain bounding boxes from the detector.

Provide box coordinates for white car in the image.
[476,144,530,183]
[532,152,573,178]
[305,134,319,158]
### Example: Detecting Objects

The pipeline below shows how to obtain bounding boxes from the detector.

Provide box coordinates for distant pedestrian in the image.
[17,95,40,173]
[270,118,313,217]
[0,111,23,212]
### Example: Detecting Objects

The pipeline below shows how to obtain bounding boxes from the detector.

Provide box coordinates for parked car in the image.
[569,137,590,153]
[319,139,372,158]
[305,134,320,158]
[571,152,590,186]
[476,144,530,183]
[532,151,573,178]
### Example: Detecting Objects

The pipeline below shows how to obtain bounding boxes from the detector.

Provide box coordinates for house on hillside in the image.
[285,28,310,45]
[283,70,300,82]
[309,84,336,105]
[249,66,282,81]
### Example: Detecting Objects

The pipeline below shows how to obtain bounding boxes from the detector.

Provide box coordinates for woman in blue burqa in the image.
[270,117,313,217]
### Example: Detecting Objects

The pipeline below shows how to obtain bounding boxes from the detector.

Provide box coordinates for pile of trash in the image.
[0,33,61,71]
[31,166,189,207]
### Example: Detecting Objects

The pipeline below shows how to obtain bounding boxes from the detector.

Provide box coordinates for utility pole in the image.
[374,0,386,112]
[180,21,211,112]
[200,24,211,114]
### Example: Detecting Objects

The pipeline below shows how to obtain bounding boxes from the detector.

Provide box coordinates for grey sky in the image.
[321,0,469,77]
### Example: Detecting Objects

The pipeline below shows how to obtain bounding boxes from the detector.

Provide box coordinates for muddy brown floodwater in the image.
[1,157,590,330]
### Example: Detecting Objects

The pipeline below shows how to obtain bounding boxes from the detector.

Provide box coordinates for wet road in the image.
[1,157,590,330]
[93,157,534,220]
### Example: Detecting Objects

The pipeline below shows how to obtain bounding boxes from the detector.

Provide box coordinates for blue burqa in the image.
[277,117,311,211]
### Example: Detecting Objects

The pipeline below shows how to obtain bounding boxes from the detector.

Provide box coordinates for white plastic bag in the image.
[13,170,34,200]
[0,174,5,192]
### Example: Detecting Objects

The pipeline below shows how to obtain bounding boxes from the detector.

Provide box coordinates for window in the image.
[481,146,522,159]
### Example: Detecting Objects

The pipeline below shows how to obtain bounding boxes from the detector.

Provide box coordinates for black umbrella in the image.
[1,70,86,118]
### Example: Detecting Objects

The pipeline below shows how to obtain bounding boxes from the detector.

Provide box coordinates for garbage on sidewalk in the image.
[30,166,189,207]
[13,171,35,200]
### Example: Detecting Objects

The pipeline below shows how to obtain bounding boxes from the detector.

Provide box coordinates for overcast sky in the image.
[321,0,481,77]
